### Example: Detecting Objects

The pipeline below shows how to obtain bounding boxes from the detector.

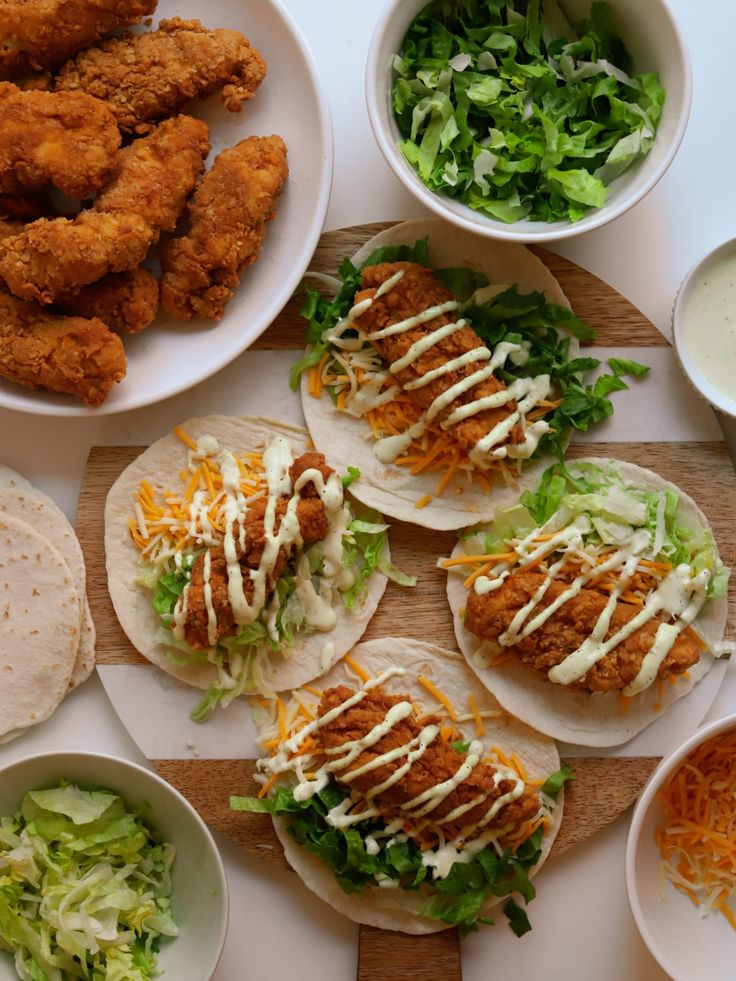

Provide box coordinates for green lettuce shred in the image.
[392,0,664,223]
[0,783,177,980]
[232,764,572,937]
[292,238,649,464]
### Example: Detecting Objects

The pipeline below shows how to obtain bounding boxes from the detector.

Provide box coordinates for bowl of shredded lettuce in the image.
[0,753,228,981]
[366,0,691,241]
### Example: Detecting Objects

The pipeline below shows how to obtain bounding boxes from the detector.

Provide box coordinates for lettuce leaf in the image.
[0,784,177,980]
[231,782,547,936]
[392,0,664,223]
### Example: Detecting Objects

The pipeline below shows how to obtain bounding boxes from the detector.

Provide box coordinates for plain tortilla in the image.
[105,416,389,695]
[0,486,95,689]
[446,459,729,747]
[0,465,31,490]
[301,217,576,531]
[0,514,79,737]
[268,638,562,934]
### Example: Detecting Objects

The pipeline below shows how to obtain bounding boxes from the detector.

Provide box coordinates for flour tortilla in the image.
[0,486,95,688]
[105,416,389,695]
[0,514,80,737]
[0,465,31,490]
[446,459,729,748]
[301,217,576,531]
[269,638,562,934]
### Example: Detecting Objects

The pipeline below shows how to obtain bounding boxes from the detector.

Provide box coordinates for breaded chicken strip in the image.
[184,451,333,649]
[0,287,126,404]
[318,686,539,833]
[56,267,158,333]
[56,17,267,134]
[464,571,701,693]
[0,115,209,303]
[353,262,524,459]
[160,135,288,321]
[0,0,157,79]
[0,82,120,197]
[0,216,22,242]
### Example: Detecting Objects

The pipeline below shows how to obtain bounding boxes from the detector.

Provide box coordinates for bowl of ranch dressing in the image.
[673,238,736,417]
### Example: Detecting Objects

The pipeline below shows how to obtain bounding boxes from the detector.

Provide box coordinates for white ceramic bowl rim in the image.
[0,751,229,981]
[625,712,736,981]
[365,0,693,243]
[672,236,736,419]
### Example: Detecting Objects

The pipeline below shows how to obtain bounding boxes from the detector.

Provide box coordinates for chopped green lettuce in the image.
[292,240,650,464]
[520,462,730,596]
[0,783,177,980]
[147,508,413,723]
[392,0,664,223]
[231,775,556,937]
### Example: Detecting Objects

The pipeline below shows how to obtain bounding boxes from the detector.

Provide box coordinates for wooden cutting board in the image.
[76,223,736,980]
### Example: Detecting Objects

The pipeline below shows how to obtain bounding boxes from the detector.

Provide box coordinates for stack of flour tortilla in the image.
[0,465,95,743]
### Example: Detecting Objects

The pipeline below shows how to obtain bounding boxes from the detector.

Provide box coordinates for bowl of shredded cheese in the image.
[626,713,736,981]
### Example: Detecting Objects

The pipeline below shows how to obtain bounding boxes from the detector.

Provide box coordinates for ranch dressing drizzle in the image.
[327,271,551,464]
[202,550,217,646]
[477,496,710,693]
[262,668,525,856]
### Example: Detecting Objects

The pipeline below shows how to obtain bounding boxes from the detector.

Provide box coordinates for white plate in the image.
[0,0,333,417]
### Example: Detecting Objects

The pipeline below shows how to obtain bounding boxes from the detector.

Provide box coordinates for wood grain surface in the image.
[75,223,734,980]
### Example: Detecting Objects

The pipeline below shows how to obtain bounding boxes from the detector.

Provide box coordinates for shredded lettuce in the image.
[0,783,177,980]
[232,769,571,936]
[147,507,413,722]
[393,0,664,223]
[293,240,649,463]
[520,461,730,597]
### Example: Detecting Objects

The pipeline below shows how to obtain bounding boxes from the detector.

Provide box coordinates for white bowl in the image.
[366,0,691,243]
[626,714,736,981]
[0,0,333,417]
[0,752,228,981]
[673,237,736,419]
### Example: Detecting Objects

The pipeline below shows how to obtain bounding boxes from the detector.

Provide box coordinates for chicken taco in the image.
[444,459,730,746]
[105,416,410,720]
[232,638,568,936]
[295,218,647,530]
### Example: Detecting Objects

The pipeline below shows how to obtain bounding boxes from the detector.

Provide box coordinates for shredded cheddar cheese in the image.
[655,729,736,928]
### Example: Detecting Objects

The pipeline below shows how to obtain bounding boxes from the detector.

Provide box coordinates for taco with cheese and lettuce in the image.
[232,638,569,936]
[105,417,412,721]
[444,459,730,746]
[294,217,648,530]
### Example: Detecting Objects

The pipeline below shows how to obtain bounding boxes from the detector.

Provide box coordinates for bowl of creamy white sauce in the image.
[673,239,736,417]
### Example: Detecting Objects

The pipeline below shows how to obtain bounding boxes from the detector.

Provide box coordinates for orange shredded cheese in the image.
[343,655,369,682]
[417,676,457,721]
[655,728,736,928]
[467,692,485,737]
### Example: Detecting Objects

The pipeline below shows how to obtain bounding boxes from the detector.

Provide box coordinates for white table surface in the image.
[1,1,735,978]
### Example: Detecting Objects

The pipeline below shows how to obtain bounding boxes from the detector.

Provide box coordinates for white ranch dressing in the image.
[325,270,553,466]
[680,249,736,403]
[260,668,526,875]
[173,433,348,646]
[473,497,712,694]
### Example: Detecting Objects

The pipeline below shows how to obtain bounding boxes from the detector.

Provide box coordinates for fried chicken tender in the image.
[0,115,209,303]
[0,0,157,79]
[56,267,158,333]
[465,571,702,693]
[318,686,540,833]
[56,17,267,134]
[184,452,334,649]
[353,262,524,459]
[160,135,288,321]
[0,82,120,197]
[0,287,126,404]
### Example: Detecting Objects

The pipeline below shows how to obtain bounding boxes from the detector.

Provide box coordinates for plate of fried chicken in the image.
[0,0,332,414]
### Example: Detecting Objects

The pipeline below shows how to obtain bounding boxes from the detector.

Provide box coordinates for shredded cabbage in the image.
[0,784,177,980]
